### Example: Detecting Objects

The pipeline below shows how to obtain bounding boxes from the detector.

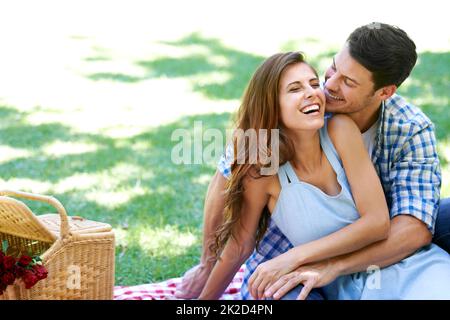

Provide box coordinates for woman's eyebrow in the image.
[287,80,301,87]
[287,77,319,87]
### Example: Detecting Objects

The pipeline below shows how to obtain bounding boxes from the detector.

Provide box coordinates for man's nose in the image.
[325,72,339,93]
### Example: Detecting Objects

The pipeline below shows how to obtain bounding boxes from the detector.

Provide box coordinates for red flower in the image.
[18,255,32,267]
[15,265,26,277]
[3,256,16,270]
[33,265,48,280]
[0,241,48,293]
[22,270,39,289]
[1,272,16,286]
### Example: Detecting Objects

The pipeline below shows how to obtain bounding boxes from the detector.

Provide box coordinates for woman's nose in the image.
[305,86,316,99]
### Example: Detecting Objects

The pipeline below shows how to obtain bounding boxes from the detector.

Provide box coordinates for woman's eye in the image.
[289,88,300,92]
[311,83,321,88]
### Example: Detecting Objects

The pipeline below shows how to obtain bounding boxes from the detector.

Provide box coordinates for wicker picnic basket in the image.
[0,190,115,300]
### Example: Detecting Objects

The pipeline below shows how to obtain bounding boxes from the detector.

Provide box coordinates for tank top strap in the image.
[277,162,300,187]
[319,119,344,176]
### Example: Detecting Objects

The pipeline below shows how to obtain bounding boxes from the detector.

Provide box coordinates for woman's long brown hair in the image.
[211,52,312,259]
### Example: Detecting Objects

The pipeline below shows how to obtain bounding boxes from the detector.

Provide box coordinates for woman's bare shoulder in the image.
[242,167,279,193]
[328,114,359,135]
[327,114,362,150]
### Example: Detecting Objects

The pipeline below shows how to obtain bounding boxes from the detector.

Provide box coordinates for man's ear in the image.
[376,84,397,100]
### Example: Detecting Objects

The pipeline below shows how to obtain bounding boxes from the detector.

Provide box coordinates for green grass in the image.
[0,33,449,286]
[0,106,232,285]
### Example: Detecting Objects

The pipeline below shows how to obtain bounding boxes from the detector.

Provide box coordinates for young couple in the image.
[176,22,450,300]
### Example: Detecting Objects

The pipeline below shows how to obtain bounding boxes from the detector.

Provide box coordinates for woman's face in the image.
[278,62,326,132]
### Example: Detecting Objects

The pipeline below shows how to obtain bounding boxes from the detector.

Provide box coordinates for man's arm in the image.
[265,214,432,300]
[334,214,432,275]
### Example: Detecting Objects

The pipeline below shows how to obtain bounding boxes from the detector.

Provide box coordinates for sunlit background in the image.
[0,0,449,285]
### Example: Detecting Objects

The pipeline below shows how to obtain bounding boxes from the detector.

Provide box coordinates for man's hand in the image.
[264,259,340,300]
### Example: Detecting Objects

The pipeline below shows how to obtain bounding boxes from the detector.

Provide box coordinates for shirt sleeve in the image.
[217,143,234,180]
[389,124,442,235]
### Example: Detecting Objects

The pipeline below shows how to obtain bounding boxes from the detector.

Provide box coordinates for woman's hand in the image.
[264,259,340,300]
[248,251,300,300]
[175,263,213,299]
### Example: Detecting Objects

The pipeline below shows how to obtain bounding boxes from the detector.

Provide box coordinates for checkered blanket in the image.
[114,266,245,300]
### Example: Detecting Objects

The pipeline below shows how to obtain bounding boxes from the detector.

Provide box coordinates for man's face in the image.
[323,45,380,115]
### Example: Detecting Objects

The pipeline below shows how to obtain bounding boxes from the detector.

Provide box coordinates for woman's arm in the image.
[249,115,390,299]
[198,173,271,300]
[174,170,228,299]
[293,114,390,265]
[287,114,390,265]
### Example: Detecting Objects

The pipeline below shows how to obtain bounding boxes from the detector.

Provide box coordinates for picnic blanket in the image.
[114,266,245,300]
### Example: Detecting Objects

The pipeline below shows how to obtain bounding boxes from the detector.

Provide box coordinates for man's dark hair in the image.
[347,22,417,90]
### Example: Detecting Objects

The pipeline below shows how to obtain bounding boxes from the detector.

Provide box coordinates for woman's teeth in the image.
[301,104,320,114]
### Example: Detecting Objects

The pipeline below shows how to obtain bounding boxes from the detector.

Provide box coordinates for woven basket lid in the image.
[37,214,112,237]
[0,197,57,243]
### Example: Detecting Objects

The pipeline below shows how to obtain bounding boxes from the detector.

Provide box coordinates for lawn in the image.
[0,17,449,285]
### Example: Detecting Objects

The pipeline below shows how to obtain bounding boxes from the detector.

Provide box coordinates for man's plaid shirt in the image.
[217,94,442,299]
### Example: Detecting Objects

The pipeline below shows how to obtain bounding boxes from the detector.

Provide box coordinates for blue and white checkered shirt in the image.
[217,94,442,299]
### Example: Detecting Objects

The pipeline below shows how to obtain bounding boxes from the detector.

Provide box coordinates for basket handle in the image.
[0,190,71,239]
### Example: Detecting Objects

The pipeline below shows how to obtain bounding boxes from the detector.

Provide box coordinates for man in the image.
[175,22,450,300]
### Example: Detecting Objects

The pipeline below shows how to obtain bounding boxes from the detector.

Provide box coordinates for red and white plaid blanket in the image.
[114,266,245,300]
